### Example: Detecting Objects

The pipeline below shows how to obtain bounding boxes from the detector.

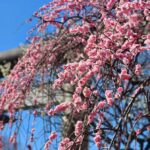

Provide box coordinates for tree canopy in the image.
[0,0,150,149]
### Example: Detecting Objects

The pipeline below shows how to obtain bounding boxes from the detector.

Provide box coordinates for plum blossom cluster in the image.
[135,64,142,75]
[115,87,124,98]
[94,132,102,148]
[87,101,105,125]
[48,102,71,116]
[58,138,73,150]
[44,132,57,150]
[105,90,113,106]
[74,121,83,136]
[119,68,130,80]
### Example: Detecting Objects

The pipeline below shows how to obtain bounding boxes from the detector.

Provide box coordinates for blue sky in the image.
[0,0,50,51]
